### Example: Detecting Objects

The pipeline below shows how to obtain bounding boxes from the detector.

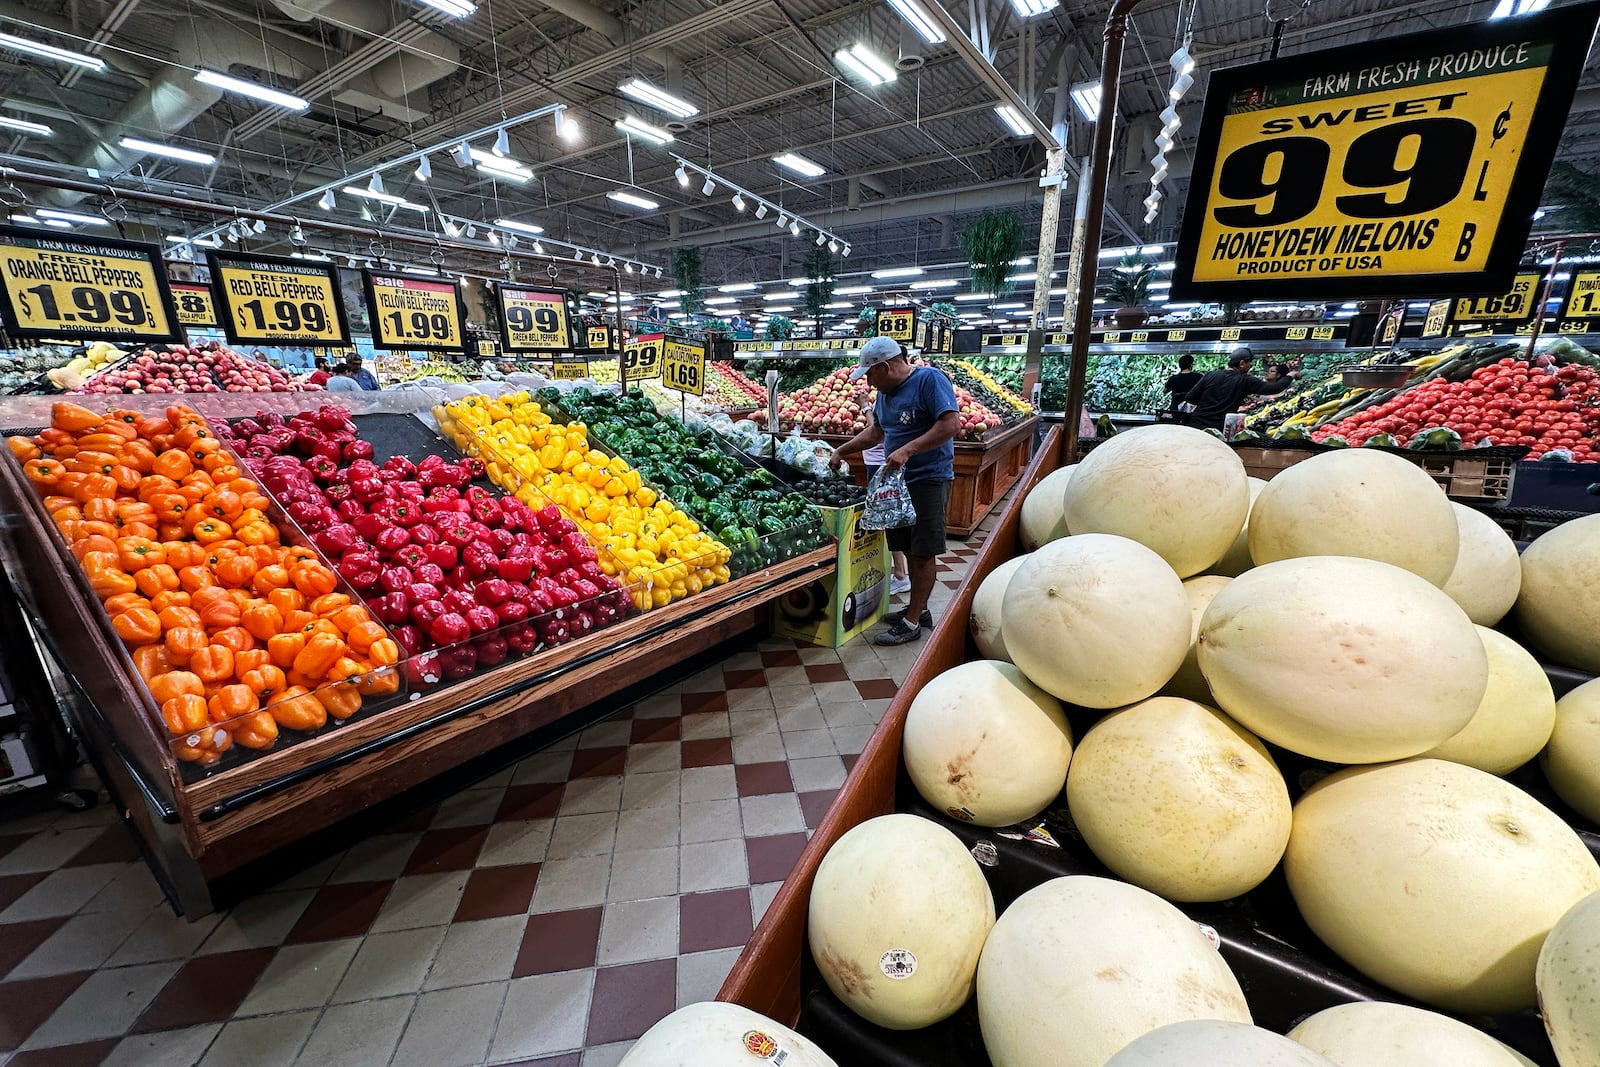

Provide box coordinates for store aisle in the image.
[0,528,996,1067]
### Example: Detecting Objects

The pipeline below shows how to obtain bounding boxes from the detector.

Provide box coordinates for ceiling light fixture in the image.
[0,114,51,136]
[910,278,958,289]
[617,77,699,118]
[613,116,674,144]
[834,44,897,85]
[701,176,716,196]
[886,0,946,43]
[442,219,460,237]
[194,68,309,111]
[0,30,105,70]
[449,141,473,167]
[719,282,757,292]
[608,189,660,210]
[835,285,872,295]
[842,245,851,257]
[775,213,789,229]
[554,107,579,142]
[368,171,386,195]
[731,192,746,212]
[872,266,924,279]
[1009,0,1057,17]
[469,147,533,182]
[993,104,1031,137]
[815,232,827,246]
[675,163,689,186]
[118,137,215,165]
[36,208,106,226]
[828,239,839,253]
[492,127,510,156]
[251,218,267,233]
[773,152,826,177]
[495,218,544,235]
[342,185,429,211]
[318,189,336,210]
[1491,0,1550,16]
[414,154,431,181]
[1070,81,1102,122]
[754,203,767,219]
[416,0,476,16]
[789,221,801,236]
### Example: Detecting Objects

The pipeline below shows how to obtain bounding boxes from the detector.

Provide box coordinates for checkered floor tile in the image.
[0,517,1004,1065]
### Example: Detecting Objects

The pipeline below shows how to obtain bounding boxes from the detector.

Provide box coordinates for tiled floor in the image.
[0,532,995,1067]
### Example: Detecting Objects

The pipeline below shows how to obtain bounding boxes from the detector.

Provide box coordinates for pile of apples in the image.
[73,341,314,394]
[952,384,1004,439]
[773,367,873,435]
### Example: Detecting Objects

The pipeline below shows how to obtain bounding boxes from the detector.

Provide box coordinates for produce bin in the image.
[1507,461,1600,515]
[771,503,887,648]
[1230,439,1520,502]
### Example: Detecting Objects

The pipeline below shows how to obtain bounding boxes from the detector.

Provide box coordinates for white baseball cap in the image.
[849,335,904,380]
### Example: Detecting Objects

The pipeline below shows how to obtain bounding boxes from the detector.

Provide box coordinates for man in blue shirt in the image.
[829,336,960,645]
[347,353,381,391]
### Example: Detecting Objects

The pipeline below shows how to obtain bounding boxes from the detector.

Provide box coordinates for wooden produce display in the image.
[0,390,836,915]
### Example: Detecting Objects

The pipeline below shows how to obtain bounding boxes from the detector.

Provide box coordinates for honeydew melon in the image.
[1441,502,1521,625]
[969,555,1029,663]
[1536,889,1600,1067]
[1207,477,1268,577]
[618,1002,839,1066]
[1542,678,1600,826]
[1286,1002,1533,1067]
[1419,626,1555,775]
[1106,1020,1337,1066]
[1161,576,1232,705]
[1019,465,1075,551]
[1514,513,1600,673]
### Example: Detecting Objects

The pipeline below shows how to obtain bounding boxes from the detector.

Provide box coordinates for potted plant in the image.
[1099,254,1155,328]
[963,212,1023,301]
[765,314,796,341]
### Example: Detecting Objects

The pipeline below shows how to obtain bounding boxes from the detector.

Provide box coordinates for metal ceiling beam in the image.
[918,0,1059,150]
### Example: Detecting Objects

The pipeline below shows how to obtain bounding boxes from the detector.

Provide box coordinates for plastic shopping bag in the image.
[861,468,917,530]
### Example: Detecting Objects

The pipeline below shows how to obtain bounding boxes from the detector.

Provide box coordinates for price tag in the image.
[663,338,705,395]
[585,324,613,352]
[1560,270,1600,322]
[1559,319,1591,334]
[1220,328,1242,341]
[551,358,589,380]
[171,282,217,328]
[498,286,572,352]
[1285,326,1309,340]
[1378,310,1402,344]
[207,251,349,345]
[1166,329,1188,341]
[1312,325,1338,339]
[1171,4,1599,301]
[914,319,929,349]
[1130,330,1150,342]
[1451,270,1542,323]
[0,227,180,342]
[363,270,466,351]
[477,339,497,358]
[1103,331,1122,343]
[623,333,663,380]
[1421,299,1452,337]
[878,306,917,342]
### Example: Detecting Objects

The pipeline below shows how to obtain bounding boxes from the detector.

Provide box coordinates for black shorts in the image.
[887,478,951,558]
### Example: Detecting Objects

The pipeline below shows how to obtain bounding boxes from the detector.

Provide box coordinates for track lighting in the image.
[290,223,305,244]
[252,218,267,233]
[675,163,688,187]
[449,141,473,167]
[442,219,460,237]
[776,214,789,229]
[755,203,767,219]
[533,241,544,254]
[731,193,746,212]
[815,231,827,246]
[842,244,851,257]
[466,223,477,238]
[790,221,800,237]
[368,172,385,195]
[625,262,634,273]
[701,176,716,196]
[554,107,579,142]
[493,127,510,156]
[828,239,838,253]
[415,154,431,181]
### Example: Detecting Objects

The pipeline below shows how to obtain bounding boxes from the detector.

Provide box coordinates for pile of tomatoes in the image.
[1313,357,1600,461]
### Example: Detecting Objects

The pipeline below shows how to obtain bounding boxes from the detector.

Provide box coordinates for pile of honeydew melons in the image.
[620,425,1600,1066]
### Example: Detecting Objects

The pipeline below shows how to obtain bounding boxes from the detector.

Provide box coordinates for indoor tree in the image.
[674,246,706,317]
[963,211,1024,302]
[804,244,836,338]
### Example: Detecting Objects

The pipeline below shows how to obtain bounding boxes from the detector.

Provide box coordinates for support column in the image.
[1023,146,1066,402]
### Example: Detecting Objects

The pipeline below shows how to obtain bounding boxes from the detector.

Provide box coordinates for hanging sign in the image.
[0,227,180,342]
[551,358,589,381]
[206,250,349,346]
[1451,270,1544,324]
[476,339,497,358]
[662,338,706,395]
[878,306,917,342]
[1560,269,1600,323]
[170,282,218,328]
[623,333,663,380]
[583,324,614,352]
[1171,2,1600,301]
[362,270,467,351]
[498,286,573,353]
[1421,299,1452,338]
[914,318,930,349]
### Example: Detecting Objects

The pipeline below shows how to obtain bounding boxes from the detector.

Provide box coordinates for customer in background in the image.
[325,363,361,392]
[347,353,380,391]
[1264,361,1292,383]
[1183,348,1298,433]
[829,336,959,646]
[1163,355,1204,421]
[306,356,332,388]
[862,431,911,597]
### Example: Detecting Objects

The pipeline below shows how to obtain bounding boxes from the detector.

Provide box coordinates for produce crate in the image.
[1230,439,1520,502]
[770,503,887,648]
[1231,444,1321,481]
[1507,461,1600,515]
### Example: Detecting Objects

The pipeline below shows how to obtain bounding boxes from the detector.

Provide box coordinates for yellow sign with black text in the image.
[171,282,217,328]
[1173,3,1599,300]
[0,228,180,342]
[364,271,466,351]
[878,307,916,343]
[551,358,589,381]
[1422,299,1452,337]
[498,286,572,353]
[663,339,705,396]
[584,325,613,352]
[1561,270,1600,322]
[623,333,663,380]
[477,339,496,358]
[206,251,349,345]
[1453,271,1542,322]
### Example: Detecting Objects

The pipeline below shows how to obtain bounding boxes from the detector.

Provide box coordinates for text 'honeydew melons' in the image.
[1020,465,1075,551]
[1106,1020,1339,1067]
[1208,477,1268,578]
[1162,576,1231,705]
[1515,512,1600,673]
[1062,425,1249,578]
[618,1002,839,1067]
[1002,534,1191,709]
[1419,626,1555,775]
[1441,502,1522,625]
[1247,448,1459,586]
[1197,556,1487,764]
[1536,889,1600,1067]
[903,660,1072,827]
[977,875,1250,1067]
[1286,1002,1533,1067]
[970,555,1029,663]
[1543,678,1600,825]
[1065,697,1290,902]
[808,814,994,1030]
[1285,759,1600,1014]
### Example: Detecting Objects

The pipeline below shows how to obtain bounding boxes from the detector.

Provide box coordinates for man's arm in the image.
[828,423,884,471]
[884,411,959,472]
[1248,373,1299,397]
[1184,376,1208,405]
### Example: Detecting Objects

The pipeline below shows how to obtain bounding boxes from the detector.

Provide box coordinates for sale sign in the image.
[1171,2,1599,301]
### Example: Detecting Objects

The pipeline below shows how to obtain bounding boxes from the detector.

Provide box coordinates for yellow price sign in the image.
[914,320,929,349]
[1559,319,1591,335]
[170,282,217,328]
[585,324,613,352]
[0,227,180,342]
[1172,5,1597,301]
[1422,299,1452,337]
[551,358,589,380]
[1130,330,1151,342]
[363,271,466,351]
[1561,270,1600,322]
[663,339,705,396]
[1103,331,1122,343]
[207,251,348,345]
[623,333,663,380]
[1453,270,1542,322]
[1220,328,1242,341]
[1166,330,1188,342]
[1378,310,1402,344]
[498,286,572,353]
[1285,326,1309,340]
[1312,325,1337,339]
[477,339,497,358]
[878,307,916,342]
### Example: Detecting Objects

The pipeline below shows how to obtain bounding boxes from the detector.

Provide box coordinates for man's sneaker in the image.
[889,574,911,595]
[882,608,933,629]
[874,617,922,645]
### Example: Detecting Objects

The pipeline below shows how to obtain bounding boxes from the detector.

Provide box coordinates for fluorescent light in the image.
[658,289,683,297]
[0,31,104,70]
[119,137,215,165]
[37,208,106,226]
[719,282,757,292]
[1070,81,1102,122]
[705,296,738,305]
[0,115,51,136]
[1155,261,1176,271]
[1099,245,1138,258]
[910,279,958,289]
[886,0,945,43]
[993,302,1027,309]
[195,68,309,111]
[416,0,475,15]
[614,116,674,145]
[495,218,545,235]
[342,185,428,211]
[872,266,923,279]
[835,44,897,85]
[956,293,992,301]
[402,265,439,276]
[993,105,1031,137]
[1491,0,1549,15]
[1010,0,1056,15]
[607,189,660,210]
[40,218,69,228]
[824,301,853,309]
[166,234,221,247]
[773,152,826,178]
[617,78,698,118]
[789,278,808,286]
[835,285,872,295]
[764,304,794,312]
[468,147,532,181]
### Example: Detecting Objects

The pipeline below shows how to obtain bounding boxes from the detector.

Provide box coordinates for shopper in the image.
[325,363,361,392]
[347,353,380,391]
[1264,361,1291,383]
[829,336,959,646]
[1163,355,1204,421]
[1183,348,1298,433]
[862,433,911,596]
[306,356,332,388]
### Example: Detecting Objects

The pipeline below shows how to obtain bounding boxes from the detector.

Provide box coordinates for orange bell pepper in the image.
[151,449,193,481]
[357,665,400,696]
[50,401,102,433]
[83,552,137,599]
[134,564,180,598]
[231,710,278,750]
[116,536,165,572]
[290,564,337,598]
[74,473,118,501]
[195,596,241,630]
[82,497,118,524]
[326,605,370,635]
[116,501,157,527]
[233,648,271,675]
[120,440,156,474]
[251,564,291,595]
[7,435,40,462]
[157,605,202,632]
[148,589,190,614]
[346,621,388,655]
[315,685,361,720]
[293,633,346,678]
[241,664,287,703]
[160,694,208,735]
[103,592,152,617]
[242,603,283,642]
[67,450,118,476]
[267,631,305,671]
[267,685,326,731]
[364,638,400,668]
[200,490,242,522]
[149,493,189,525]
[190,645,235,684]
[265,586,303,614]
[280,609,315,634]
[112,607,162,646]
[70,532,116,560]
[207,683,258,724]
[177,566,215,593]
[308,593,351,617]
[214,554,257,588]
[132,644,172,682]
[209,626,256,654]
[164,625,206,663]
[25,458,64,486]
[149,670,203,703]
[191,518,232,545]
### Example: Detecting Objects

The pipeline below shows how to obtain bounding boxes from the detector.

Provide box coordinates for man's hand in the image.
[884,446,913,473]
[828,448,845,472]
